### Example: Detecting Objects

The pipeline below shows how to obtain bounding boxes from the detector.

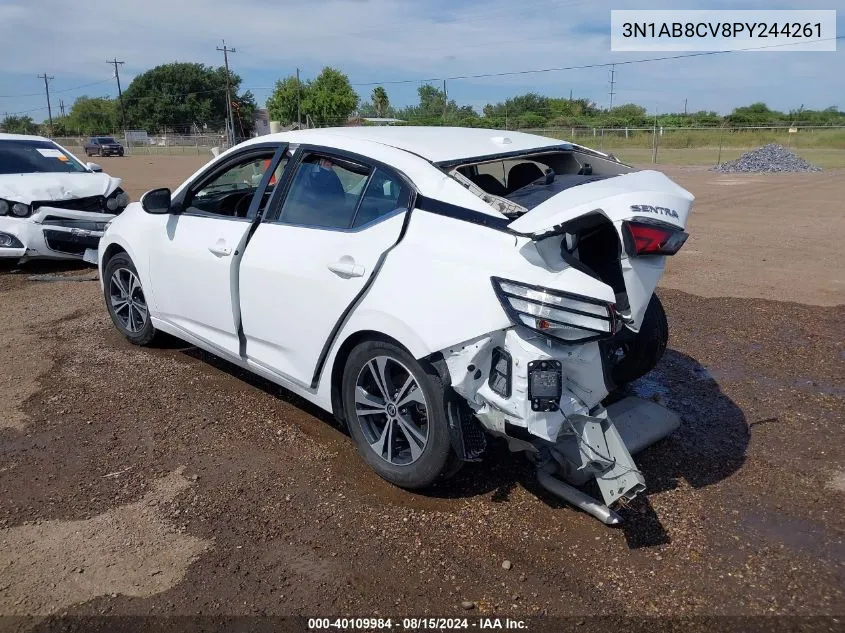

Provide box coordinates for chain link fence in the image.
[520,125,845,167]
[52,125,845,168]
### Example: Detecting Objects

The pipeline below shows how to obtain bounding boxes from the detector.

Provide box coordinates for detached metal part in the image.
[538,397,680,524]
[442,329,680,524]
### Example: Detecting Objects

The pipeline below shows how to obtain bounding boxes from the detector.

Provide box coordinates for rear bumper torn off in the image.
[440,328,680,522]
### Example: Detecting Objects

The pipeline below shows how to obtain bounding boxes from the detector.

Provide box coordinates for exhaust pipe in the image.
[535,461,622,525]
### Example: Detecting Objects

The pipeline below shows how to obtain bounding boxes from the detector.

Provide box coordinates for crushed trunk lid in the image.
[507,170,694,236]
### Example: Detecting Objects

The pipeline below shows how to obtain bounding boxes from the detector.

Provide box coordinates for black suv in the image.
[84,136,124,157]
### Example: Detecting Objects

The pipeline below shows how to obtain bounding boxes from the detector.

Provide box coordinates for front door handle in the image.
[327,257,365,278]
[208,239,232,257]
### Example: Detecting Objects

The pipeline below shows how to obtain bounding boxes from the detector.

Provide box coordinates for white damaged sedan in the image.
[0,133,129,263]
[99,127,694,524]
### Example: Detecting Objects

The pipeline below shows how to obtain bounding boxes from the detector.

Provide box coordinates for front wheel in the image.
[103,253,157,345]
[341,340,455,489]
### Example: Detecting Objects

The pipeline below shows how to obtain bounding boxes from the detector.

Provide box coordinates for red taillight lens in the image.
[623,220,688,256]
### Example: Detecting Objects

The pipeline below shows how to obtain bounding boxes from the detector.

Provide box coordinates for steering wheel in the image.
[233,193,252,218]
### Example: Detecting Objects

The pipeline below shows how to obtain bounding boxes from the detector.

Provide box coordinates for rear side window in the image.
[279,154,371,229]
[352,169,410,228]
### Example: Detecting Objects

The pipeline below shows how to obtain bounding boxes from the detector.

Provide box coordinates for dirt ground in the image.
[0,155,843,630]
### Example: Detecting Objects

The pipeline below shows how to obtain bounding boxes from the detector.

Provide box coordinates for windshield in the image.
[97,137,118,144]
[0,140,88,175]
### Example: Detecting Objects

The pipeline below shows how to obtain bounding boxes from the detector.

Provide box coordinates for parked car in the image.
[98,127,693,524]
[84,136,124,157]
[0,133,130,263]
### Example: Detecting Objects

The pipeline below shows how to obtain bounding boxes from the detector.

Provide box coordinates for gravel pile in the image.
[712,143,822,173]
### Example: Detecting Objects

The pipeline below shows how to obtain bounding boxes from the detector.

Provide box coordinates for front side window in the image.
[279,154,371,229]
[184,152,276,218]
[0,140,87,175]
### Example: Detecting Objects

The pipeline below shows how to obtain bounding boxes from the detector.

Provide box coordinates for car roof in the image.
[245,126,570,164]
[0,132,52,142]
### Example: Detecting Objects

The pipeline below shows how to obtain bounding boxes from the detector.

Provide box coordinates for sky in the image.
[0,0,843,122]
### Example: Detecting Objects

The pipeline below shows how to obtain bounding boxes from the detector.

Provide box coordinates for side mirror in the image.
[141,188,172,214]
[86,162,103,173]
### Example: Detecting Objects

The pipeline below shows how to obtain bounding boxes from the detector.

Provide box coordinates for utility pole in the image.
[107,58,126,131]
[59,100,66,117]
[442,79,448,126]
[296,67,302,128]
[37,73,54,136]
[608,64,616,110]
[684,98,688,116]
[216,40,236,146]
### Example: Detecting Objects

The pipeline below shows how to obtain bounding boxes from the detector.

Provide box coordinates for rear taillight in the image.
[491,277,618,344]
[623,219,688,256]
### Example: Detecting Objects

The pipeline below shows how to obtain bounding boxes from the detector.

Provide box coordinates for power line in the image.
[107,58,127,130]
[345,35,844,87]
[0,77,114,99]
[37,73,54,136]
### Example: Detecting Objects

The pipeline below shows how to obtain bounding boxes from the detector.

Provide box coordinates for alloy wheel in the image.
[109,267,148,333]
[354,356,430,466]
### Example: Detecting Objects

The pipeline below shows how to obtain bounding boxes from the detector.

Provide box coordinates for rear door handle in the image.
[208,239,232,257]
[327,258,365,278]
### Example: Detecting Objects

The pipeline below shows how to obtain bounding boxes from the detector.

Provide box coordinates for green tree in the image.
[121,62,251,133]
[66,96,117,135]
[727,102,783,125]
[371,86,389,117]
[266,76,304,125]
[301,67,359,127]
[0,115,38,134]
[398,84,461,124]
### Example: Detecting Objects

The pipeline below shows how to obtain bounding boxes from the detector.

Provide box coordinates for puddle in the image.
[740,509,845,562]
[0,468,210,615]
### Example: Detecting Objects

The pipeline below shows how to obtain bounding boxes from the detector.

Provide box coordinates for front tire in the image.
[103,253,157,346]
[341,340,454,489]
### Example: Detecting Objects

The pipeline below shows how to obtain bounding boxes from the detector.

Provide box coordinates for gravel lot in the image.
[1,155,843,628]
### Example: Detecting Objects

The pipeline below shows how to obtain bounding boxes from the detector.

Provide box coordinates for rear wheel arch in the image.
[329,330,413,423]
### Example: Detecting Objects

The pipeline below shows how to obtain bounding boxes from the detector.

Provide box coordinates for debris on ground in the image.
[712,143,822,173]
[27,272,99,283]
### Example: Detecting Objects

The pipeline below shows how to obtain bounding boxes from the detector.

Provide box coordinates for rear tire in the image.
[341,340,454,489]
[610,294,668,386]
[103,253,157,346]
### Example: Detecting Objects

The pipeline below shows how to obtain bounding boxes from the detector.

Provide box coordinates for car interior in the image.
[184,153,283,219]
[181,150,408,230]
[455,148,634,201]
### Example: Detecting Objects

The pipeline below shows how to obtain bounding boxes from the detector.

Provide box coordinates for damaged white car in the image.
[0,133,129,263]
[99,127,693,524]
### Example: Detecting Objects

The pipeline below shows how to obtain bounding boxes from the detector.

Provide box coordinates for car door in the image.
[146,144,287,357]
[239,149,411,387]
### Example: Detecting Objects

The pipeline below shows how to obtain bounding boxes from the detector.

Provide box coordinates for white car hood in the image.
[0,172,122,204]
